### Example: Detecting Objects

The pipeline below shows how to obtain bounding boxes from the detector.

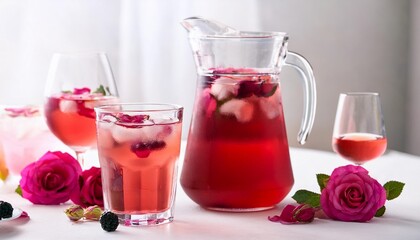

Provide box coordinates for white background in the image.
[0,0,419,155]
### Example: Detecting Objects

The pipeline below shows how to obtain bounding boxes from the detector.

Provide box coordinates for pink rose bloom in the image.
[320,165,386,222]
[71,167,103,208]
[20,151,82,205]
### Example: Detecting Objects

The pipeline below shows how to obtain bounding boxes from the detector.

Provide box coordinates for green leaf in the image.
[292,189,321,208]
[383,181,405,200]
[316,174,330,191]
[94,85,107,95]
[375,205,386,217]
[15,185,23,197]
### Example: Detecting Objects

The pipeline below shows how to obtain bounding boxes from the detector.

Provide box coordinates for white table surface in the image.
[1,146,420,240]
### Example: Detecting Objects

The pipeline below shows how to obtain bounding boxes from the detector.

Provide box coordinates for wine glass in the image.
[332,92,387,165]
[44,52,119,169]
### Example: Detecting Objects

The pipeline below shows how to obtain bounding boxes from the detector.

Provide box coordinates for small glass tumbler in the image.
[0,105,69,186]
[95,103,183,226]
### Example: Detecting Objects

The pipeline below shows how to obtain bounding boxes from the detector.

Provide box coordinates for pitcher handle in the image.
[284,51,317,145]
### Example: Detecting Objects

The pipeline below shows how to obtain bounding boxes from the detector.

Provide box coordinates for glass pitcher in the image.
[180,17,316,212]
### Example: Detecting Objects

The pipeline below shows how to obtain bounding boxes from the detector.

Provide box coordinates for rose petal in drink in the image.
[59,99,78,113]
[77,103,96,119]
[198,88,217,117]
[257,82,278,98]
[210,77,239,101]
[237,80,260,99]
[220,99,254,123]
[73,87,91,95]
[116,113,149,125]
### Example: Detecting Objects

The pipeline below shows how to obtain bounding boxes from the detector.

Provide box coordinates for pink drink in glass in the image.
[45,92,118,151]
[0,106,69,182]
[181,70,294,211]
[333,133,387,163]
[96,104,183,226]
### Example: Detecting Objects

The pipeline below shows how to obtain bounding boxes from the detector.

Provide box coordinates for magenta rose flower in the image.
[320,165,386,222]
[70,167,103,208]
[19,151,82,205]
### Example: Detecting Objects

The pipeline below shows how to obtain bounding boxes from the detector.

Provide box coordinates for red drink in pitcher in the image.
[181,70,294,211]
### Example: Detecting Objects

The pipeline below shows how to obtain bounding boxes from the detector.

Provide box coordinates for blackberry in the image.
[0,201,13,219]
[100,211,119,232]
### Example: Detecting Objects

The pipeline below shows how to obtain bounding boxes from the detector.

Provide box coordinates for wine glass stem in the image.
[75,151,86,169]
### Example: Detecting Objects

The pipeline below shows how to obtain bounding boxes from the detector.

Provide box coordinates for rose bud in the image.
[84,205,103,221]
[268,204,315,224]
[294,204,315,222]
[65,205,84,221]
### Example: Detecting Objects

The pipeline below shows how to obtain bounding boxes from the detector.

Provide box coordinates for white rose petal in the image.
[210,77,239,101]
[59,100,78,113]
[220,99,254,123]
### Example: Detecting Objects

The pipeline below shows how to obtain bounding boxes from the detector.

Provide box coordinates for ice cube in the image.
[111,124,148,143]
[210,77,239,101]
[59,99,78,113]
[259,93,281,119]
[220,99,254,123]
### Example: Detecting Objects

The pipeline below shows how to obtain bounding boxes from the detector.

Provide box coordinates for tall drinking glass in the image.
[332,92,387,165]
[44,52,119,169]
[95,103,183,226]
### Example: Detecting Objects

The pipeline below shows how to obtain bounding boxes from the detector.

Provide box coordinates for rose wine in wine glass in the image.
[44,52,119,169]
[332,92,387,164]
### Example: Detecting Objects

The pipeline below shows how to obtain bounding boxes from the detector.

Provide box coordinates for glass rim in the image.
[340,92,379,97]
[94,103,184,113]
[51,51,109,57]
[189,31,288,40]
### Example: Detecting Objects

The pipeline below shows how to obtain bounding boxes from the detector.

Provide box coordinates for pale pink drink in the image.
[0,106,69,184]
[44,89,118,151]
[44,52,119,168]
[95,103,183,226]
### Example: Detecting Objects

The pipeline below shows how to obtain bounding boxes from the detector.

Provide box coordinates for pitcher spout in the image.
[180,16,238,36]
